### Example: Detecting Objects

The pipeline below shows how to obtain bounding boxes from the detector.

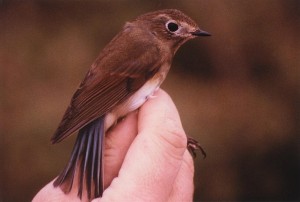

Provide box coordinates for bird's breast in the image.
[104,72,166,131]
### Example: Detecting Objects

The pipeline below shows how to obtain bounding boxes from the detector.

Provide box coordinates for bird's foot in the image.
[187,136,206,159]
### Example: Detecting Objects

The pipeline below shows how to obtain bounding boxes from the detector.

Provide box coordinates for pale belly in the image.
[104,74,164,131]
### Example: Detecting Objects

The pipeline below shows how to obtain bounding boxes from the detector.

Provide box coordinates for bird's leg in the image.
[146,86,161,100]
[187,136,206,158]
[112,110,139,129]
[146,94,157,99]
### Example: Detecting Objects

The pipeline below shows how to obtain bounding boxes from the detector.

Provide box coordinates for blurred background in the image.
[1,0,299,201]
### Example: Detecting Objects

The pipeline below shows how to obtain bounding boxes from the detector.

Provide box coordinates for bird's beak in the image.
[191,29,211,37]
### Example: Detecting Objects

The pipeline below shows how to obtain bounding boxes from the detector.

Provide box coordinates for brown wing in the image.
[51,27,164,143]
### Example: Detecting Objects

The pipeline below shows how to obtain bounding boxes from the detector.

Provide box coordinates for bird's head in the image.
[135,9,211,51]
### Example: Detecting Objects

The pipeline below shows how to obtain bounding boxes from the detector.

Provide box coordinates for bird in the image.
[51,8,210,201]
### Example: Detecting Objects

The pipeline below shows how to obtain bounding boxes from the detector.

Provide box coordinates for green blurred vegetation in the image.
[1,0,299,201]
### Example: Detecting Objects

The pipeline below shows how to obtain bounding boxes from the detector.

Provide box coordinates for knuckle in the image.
[158,115,187,156]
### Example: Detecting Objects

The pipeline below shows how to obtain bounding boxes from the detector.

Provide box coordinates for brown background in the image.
[1,0,299,201]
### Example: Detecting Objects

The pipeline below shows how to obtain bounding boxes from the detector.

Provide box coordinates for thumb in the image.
[98,89,187,202]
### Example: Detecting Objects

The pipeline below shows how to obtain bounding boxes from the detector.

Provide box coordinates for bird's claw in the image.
[187,136,206,159]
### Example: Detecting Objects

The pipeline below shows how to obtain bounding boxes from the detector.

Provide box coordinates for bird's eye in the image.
[166,22,179,32]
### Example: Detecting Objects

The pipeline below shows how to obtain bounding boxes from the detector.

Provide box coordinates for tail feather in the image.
[95,119,104,198]
[53,116,105,200]
[53,134,81,192]
[83,127,93,198]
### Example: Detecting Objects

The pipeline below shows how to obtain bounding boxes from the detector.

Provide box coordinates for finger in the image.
[104,111,138,188]
[32,180,81,202]
[99,89,187,202]
[167,150,195,202]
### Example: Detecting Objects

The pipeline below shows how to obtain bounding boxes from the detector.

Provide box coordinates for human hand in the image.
[33,89,195,202]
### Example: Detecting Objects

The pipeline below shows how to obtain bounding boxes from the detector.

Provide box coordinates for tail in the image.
[53,116,105,200]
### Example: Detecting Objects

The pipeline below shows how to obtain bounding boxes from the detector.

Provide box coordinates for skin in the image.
[33,89,195,202]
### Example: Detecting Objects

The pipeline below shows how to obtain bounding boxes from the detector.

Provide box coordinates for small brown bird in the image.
[51,9,210,200]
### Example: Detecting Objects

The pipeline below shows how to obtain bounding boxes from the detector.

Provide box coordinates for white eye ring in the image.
[166,21,179,32]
